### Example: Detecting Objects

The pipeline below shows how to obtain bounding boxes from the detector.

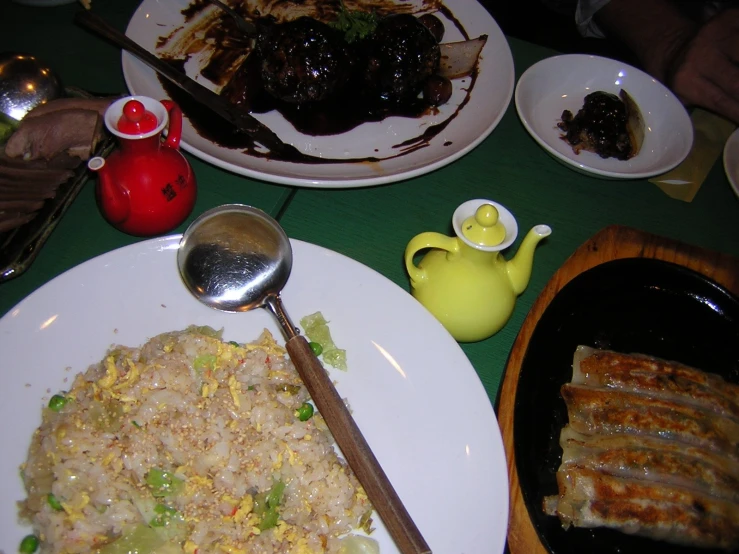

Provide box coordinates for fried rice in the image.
[18,326,374,553]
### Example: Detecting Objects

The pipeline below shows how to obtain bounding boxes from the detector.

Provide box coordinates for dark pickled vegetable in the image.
[88,399,124,432]
[276,383,301,395]
[557,90,642,160]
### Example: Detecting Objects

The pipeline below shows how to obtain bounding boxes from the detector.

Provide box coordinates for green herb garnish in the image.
[329,2,378,43]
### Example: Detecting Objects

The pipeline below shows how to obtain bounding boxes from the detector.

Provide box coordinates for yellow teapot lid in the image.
[452,199,518,251]
[461,204,507,246]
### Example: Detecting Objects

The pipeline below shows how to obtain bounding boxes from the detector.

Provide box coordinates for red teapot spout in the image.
[88,156,131,225]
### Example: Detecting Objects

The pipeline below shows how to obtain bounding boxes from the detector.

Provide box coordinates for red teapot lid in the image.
[117,99,158,134]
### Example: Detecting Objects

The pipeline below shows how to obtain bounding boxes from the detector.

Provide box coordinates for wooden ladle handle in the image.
[285,335,432,554]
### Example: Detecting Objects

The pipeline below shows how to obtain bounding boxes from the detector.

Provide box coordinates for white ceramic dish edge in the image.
[723,127,739,198]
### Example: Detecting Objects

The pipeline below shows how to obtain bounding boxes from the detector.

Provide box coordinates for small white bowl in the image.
[515,54,693,180]
[723,128,739,199]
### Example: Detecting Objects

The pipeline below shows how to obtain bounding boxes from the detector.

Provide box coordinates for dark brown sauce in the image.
[438,3,470,39]
[181,0,208,21]
[156,4,480,165]
[159,60,326,164]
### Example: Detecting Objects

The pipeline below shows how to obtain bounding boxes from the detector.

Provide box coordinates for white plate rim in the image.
[723,127,739,198]
[0,235,509,553]
[121,0,515,188]
[515,53,693,180]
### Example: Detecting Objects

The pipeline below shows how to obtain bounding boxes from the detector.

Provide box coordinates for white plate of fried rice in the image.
[0,236,508,554]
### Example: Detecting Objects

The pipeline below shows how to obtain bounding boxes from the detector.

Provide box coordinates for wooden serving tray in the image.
[497,224,739,554]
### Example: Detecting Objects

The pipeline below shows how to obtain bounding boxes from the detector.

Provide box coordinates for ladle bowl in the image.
[177,204,431,554]
[0,52,62,121]
[178,205,292,314]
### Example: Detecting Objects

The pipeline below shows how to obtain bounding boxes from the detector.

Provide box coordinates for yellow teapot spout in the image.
[507,224,552,295]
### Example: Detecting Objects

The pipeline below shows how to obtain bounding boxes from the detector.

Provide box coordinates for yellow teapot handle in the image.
[404,232,459,288]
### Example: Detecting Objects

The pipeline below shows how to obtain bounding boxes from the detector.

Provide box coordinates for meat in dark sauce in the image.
[157,3,480,164]
[220,12,444,136]
[356,14,440,104]
[256,17,353,105]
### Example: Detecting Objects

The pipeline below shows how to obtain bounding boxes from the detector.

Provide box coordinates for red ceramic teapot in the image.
[88,96,197,236]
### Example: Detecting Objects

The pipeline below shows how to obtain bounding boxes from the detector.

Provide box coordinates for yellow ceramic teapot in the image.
[404,199,551,342]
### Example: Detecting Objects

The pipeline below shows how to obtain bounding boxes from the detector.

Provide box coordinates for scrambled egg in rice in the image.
[18,326,374,553]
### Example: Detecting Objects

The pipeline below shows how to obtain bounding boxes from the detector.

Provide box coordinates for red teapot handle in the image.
[160,99,182,150]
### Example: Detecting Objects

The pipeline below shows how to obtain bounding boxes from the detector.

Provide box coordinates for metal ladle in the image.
[0,52,62,121]
[177,204,431,554]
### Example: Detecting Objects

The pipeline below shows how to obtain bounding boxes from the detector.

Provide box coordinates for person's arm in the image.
[595,0,739,123]
[595,0,696,81]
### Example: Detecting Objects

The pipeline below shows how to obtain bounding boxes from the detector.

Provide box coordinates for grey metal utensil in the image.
[177,204,432,554]
[74,11,290,154]
[0,52,62,121]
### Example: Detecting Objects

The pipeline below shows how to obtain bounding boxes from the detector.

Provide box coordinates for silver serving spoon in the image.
[0,52,62,121]
[178,204,431,554]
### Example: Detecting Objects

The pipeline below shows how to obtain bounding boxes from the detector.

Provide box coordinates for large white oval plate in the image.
[515,54,693,180]
[122,0,514,188]
[0,236,509,553]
